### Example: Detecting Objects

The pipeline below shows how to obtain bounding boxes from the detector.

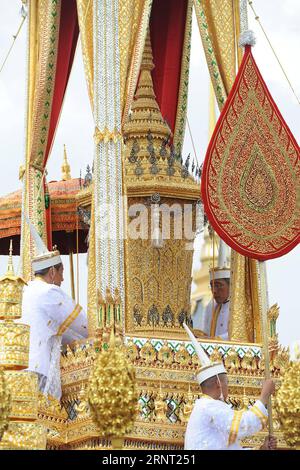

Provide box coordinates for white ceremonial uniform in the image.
[202,299,230,340]
[22,278,88,399]
[184,396,268,450]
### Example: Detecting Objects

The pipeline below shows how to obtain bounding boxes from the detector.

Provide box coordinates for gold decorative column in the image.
[0,367,10,441]
[123,31,200,338]
[0,242,46,450]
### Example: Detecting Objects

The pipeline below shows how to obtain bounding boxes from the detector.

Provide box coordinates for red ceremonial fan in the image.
[201,45,300,260]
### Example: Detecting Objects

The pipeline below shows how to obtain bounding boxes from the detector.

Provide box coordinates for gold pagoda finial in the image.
[61,144,71,181]
[6,239,15,277]
[123,28,171,143]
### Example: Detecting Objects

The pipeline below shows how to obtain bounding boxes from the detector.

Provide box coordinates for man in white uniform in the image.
[201,240,230,340]
[183,323,276,450]
[201,273,230,340]
[22,218,87,399]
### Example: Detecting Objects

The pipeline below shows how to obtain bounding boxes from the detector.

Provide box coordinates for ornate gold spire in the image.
[5,240,15,277]
[61,145,71,181]
[123,29,199,196]
[123,30,171,143]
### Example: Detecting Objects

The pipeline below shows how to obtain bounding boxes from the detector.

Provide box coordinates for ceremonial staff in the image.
[258,261,273,434]
[238,0,275,435]
[202,0,299,442]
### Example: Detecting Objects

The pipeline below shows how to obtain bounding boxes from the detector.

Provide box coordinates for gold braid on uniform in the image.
[57,304,82,335]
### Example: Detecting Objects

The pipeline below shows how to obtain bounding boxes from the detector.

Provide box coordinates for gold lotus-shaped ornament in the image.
[87,332,138,440]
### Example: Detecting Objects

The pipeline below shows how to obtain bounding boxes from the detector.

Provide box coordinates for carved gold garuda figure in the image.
[180,391,195,424]
[74,386,89,418]
[241,350,257,375]
[154,388,168,423]
[224,349,240,374]
[140,341,157,365]
[209,348,223,364]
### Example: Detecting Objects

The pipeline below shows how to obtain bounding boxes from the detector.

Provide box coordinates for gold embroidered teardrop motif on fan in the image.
[202,46,300,260]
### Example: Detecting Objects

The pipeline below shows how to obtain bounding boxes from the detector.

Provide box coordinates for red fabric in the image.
[45,0,79,164]
[150,0,188,136]
[0,179,88,255]
[201,46,300,260]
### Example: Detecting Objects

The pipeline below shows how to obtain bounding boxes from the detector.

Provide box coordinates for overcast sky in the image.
[0,1,299,347]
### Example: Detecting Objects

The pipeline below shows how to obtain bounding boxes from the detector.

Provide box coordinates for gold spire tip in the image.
[6,239,15,276]
[61,144,71,181]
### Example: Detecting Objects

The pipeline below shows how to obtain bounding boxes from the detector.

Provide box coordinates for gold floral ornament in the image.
[209,348,223,364]
[140,341,157,365]
[224,349,240,374]
[126,339,139,362]
[157,341,174,366]
[94,127,122,144]
[174,344,191,366]
[268,304,280,364]
[0,367,11,440]
[87,331,138,444]
[275,342,300,449]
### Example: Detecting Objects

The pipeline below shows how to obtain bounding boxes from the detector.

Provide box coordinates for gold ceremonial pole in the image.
[237,0,274,434]
[76,207,79,305]
[235,0,273,435]
[258,260,274,434]
[69,251,75,301]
